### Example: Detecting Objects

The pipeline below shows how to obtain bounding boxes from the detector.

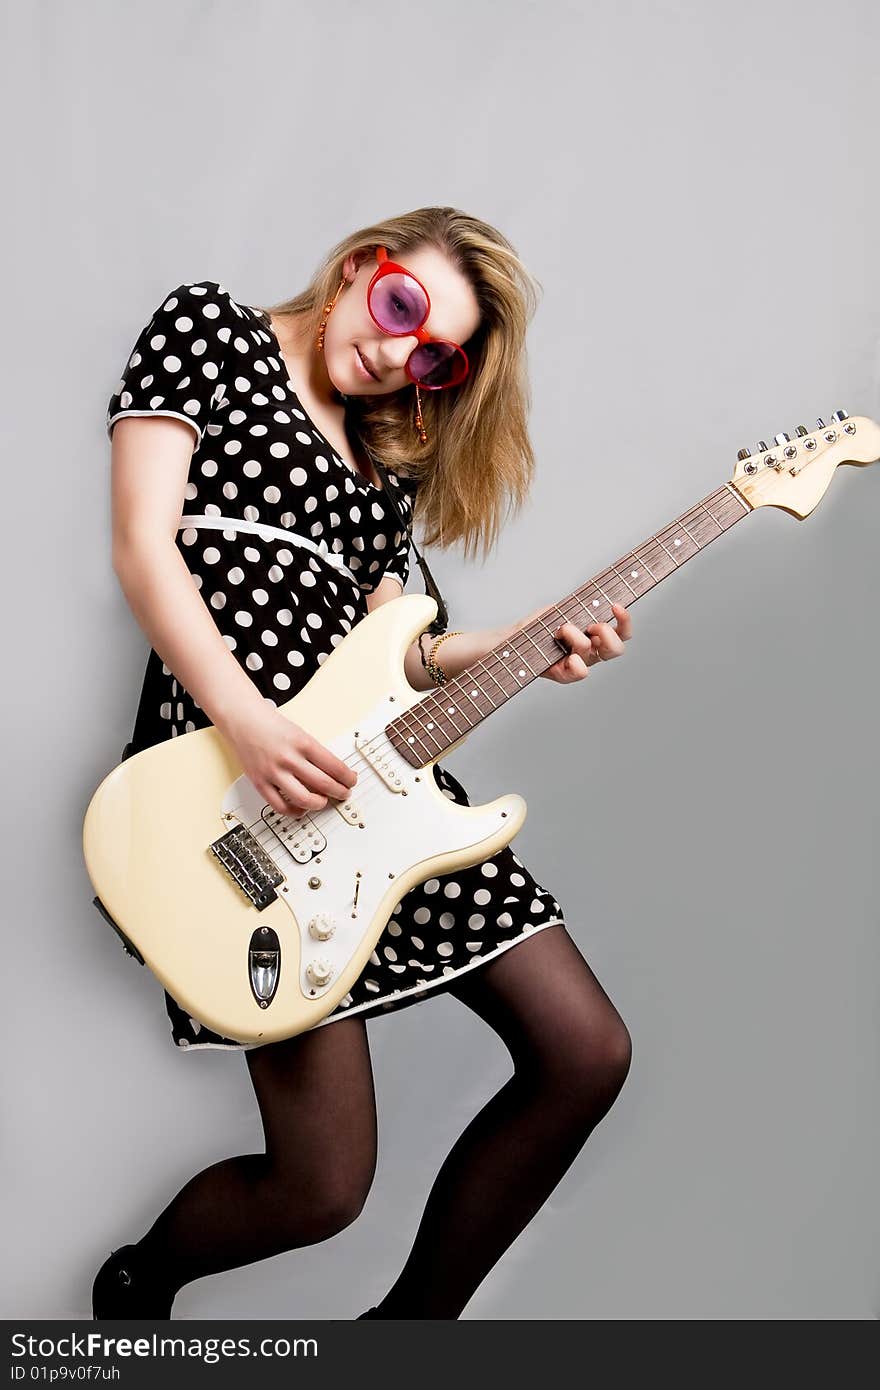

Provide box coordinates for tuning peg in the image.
[831,408,849,422]
[756,440,769,452]
[795,424,809,437]
[774,432,791,445]
[736,447,752,460]
[815,418,825,429]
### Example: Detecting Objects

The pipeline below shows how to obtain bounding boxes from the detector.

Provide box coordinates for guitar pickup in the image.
[262,807,327,862]
[353,732,407,794]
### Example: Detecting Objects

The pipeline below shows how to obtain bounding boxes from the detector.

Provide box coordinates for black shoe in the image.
[92,1243,175,1320]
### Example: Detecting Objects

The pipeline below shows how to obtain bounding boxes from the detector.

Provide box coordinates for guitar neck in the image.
[387,480,752,767]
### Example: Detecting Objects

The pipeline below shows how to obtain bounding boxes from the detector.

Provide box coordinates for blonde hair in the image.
[257,206,543,561]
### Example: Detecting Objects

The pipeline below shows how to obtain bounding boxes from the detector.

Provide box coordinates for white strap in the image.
[177,513,359,586]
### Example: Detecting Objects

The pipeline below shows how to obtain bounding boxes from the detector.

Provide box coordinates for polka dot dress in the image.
[107,279,566,1051]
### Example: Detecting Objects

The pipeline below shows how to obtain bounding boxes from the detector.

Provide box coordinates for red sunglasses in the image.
[366,246,470,389]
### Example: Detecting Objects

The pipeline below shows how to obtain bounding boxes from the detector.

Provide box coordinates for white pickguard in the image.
[219,691,511,1002]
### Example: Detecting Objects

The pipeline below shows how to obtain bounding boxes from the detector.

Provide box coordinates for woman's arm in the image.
[365,577,507,693]
[365,581,631,691]
[111,415,271,737]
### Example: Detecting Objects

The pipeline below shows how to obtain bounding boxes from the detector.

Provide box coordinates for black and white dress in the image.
[106,280,566,1050]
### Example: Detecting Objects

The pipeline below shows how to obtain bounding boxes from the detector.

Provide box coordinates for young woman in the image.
[92,206,634,1320]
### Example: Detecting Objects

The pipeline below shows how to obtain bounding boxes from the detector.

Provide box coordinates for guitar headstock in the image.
[730,411,880,517]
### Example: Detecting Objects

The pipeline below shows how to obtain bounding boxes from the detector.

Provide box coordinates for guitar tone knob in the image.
[306,958,334,986]
[308,912,337,941]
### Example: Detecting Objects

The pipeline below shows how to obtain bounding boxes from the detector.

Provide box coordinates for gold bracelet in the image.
[426,630,462,686]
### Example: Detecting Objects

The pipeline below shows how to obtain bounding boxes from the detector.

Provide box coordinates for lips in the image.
[356,345,379,381]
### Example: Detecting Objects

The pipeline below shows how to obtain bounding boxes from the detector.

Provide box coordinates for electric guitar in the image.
[82,411,879,1044]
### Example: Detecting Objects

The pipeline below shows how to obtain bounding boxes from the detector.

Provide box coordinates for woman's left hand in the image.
[510,601,633,684]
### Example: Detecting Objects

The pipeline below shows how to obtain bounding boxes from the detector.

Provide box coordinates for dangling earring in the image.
[315,276,348,351]
[414,382,428,444]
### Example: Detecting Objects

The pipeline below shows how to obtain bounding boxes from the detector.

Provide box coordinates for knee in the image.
[597,1015,633,1098]
[272,1165,374,1242]
[312,1182,371,1238]
[544,1013,633,1116]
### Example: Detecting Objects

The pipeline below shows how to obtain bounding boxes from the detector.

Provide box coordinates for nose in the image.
[376,335,419,373]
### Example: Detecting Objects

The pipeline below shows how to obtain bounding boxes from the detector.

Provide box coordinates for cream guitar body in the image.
[83,594,526,1045]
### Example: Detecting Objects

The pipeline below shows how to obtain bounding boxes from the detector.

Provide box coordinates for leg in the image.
[100,1015,377,1314]
[374,924,632,1319]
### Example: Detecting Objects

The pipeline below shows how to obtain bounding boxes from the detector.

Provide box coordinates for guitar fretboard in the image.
[385,481,751,768]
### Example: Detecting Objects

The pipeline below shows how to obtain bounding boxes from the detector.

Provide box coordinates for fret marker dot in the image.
[447,706,456,714]
[592,599,600,607]
[630,570,639,578]
[518,669,526,677]
[674,538,681,546]
[427,721,434,729]
[470,689,478,697]
[407,736,414,743]
[502,650,509,657]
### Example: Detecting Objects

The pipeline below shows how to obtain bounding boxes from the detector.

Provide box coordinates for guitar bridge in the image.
[210,824,284,908]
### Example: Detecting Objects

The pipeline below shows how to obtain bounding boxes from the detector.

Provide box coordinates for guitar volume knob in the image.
[308,912,337,941]
[306,958,334,986]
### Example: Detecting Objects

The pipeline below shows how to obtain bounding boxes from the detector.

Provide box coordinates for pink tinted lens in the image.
[408,342,468,388]
[369,271,428,334]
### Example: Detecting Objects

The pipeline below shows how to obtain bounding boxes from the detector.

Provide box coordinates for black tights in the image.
[136,924,632,1318]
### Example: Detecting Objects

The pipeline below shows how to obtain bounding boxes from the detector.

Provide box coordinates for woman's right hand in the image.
[220,703,358,816]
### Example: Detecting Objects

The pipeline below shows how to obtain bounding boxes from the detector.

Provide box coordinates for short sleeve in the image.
[377,475,419,589]
[106,280,230,450]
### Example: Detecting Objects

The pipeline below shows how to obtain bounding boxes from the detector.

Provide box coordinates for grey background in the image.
[2,0,878,1319]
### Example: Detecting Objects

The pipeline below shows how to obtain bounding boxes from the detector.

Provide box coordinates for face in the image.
[320,243,482,397]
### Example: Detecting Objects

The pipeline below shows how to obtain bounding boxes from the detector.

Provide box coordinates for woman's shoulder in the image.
[152,278,259,331]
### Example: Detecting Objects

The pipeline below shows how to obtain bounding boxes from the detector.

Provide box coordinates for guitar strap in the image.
[369,456,450,637]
